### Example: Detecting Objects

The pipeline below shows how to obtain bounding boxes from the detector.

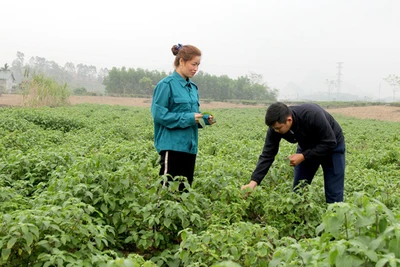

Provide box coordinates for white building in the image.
[0,70,16,94]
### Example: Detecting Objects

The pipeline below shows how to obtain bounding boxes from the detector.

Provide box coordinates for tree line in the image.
[5,52,278,101]
[7,52,107,94]
[103,67,278,101]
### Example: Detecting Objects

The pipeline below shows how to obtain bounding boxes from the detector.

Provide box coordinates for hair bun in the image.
[171,43,183,56]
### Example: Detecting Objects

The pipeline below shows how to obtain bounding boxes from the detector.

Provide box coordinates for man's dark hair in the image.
[265,102,291,126]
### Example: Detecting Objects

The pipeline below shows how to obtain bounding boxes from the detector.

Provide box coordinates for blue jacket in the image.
[151,71,209,154]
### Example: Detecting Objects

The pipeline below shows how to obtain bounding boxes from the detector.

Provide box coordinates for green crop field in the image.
[0,105,399,266]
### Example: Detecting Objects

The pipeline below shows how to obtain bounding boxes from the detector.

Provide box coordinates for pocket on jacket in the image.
[173,98,191,112]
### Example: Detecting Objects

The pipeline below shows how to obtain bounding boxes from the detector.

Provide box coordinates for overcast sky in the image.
[1,0,399,99]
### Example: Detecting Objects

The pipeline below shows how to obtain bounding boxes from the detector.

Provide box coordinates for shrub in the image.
[73,87,87,96]
[22,74,70,107]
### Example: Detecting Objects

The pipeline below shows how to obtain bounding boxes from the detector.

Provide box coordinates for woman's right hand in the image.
[194,113,203,123]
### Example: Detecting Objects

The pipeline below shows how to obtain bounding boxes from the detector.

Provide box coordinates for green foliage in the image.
[9,52,106,94]
[0,105,399,266]
[192,72,278,101]
[73,86,88,95]
[212,261,242,267]
[178,222,279,266]
[0,197,115,266]
[103,67,278,101]
[103,67,166,96]
[260,180,326,239]
[21,74,70,107]
[270,193,400,266]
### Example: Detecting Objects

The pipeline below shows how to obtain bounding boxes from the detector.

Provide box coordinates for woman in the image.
[151,44,215,191]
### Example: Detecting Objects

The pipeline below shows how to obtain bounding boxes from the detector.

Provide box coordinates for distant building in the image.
[0,70,16,94]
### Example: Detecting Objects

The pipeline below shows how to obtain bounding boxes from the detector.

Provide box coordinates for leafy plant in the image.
[22,74,70,107]
[1,105,400,266]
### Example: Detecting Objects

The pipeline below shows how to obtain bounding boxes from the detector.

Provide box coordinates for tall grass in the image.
[22,74,70,107]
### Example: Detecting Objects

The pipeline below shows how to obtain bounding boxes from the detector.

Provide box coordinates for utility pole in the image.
[336,62,343,94]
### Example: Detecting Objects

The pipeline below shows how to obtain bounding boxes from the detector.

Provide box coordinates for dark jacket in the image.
[251,103,344,184]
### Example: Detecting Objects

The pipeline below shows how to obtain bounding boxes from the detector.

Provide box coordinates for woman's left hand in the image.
[208,115,216,125]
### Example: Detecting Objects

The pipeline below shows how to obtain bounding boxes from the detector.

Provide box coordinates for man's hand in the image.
[288,153,305,166]
[241,180,258,197]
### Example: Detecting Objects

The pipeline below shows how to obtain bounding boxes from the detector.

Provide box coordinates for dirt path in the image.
[1,94,399,122]
[327,106,400,122]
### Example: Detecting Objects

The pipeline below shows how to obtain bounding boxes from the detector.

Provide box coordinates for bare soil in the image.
[1,94,399,122]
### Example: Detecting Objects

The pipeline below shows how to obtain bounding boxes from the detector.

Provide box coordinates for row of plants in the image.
[0,105,399,266]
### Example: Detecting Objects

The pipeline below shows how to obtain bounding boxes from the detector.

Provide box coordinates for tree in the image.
[103,67,124,95]
[215,75,234,101]
[76,64,89,80]
[87,65,97,80]
[384,74,400,102]
[102,67,278,101]
[64,62,76,74]
[0,63,10,71]
[11,52,25,83]
[235,76,251,100]
[97,68,109,83]
[139,77,154,95]
[248,72,263,85]
[28,56,47,73]
[325,79,337,101]
[73,87,88,95]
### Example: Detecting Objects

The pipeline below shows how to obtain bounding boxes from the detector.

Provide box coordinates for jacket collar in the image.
[289,108,298,132]
[172,70,196,89]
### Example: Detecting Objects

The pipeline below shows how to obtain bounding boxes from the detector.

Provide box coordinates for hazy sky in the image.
[1,0,399,99]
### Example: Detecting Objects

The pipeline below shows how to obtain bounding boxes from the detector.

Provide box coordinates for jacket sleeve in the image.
[301,110,337,160]
[198,89,210,128]
[198,114,211,129]
[251,127,281,185]
[151,82,196,129]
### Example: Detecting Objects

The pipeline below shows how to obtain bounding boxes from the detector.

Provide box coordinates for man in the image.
[241,102,345,203]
